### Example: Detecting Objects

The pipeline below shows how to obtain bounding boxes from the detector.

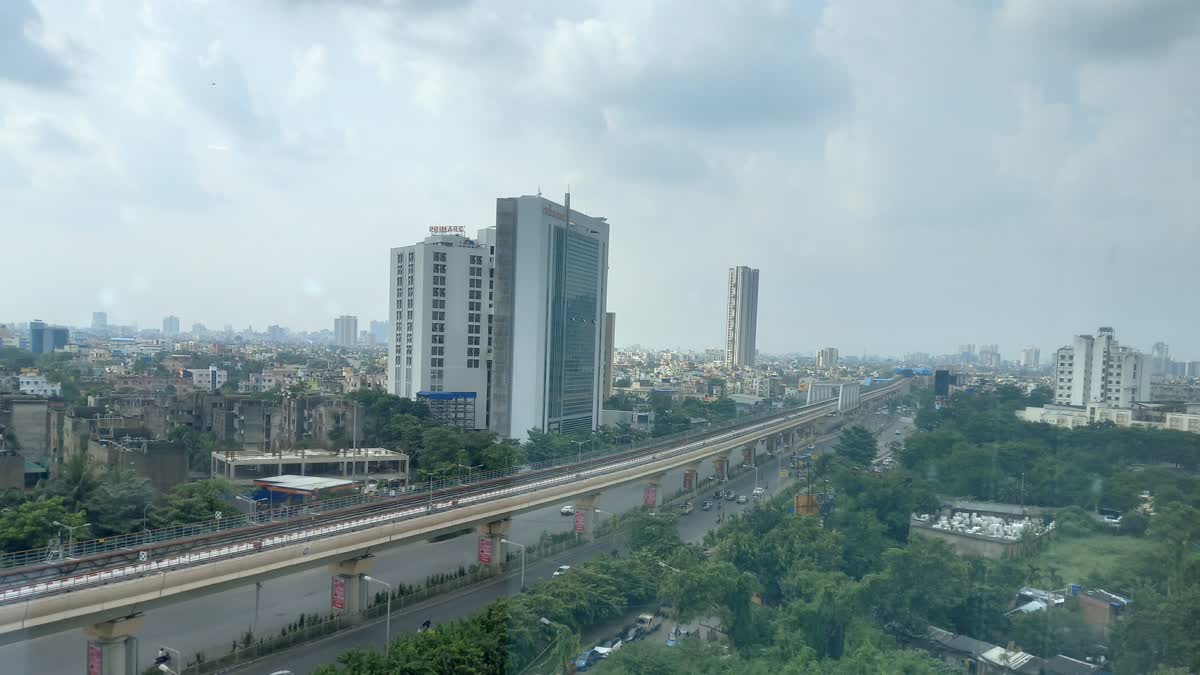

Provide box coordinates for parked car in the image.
[560,504,575,516]
[553,565,571,577]
[701,501,713,511]
[725,492,737,501]
[736,495,748,504]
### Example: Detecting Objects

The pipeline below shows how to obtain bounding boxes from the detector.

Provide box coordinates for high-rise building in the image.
[388,229,495,429]
[334,315,358,347]
[979,344,1001,369]
[1152,342,1170,376]
[91,312,107,332]
[602,312,616,401]
[28,321,68,354]
[491,193,609,439]
[1021,347,1041,369]
[267,325,287,341]
[934,369,953,397]
[1054,327,1150,408]
[816,347,839,369]
[162,315,180,335]
[29,320,46,354]
[369,320,389,345]
[724,266,759,368]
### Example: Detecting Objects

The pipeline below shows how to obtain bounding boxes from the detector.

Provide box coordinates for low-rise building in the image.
[18,369,61,397]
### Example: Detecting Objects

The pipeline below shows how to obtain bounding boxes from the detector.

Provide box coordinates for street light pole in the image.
[52,521,90,558]
[363,575,392,647]
[501,538,526,590]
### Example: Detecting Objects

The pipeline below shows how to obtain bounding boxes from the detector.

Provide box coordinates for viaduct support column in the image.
[713,456,728,481]
[575,493,601,542]
[642,472,666,510]
[683,460,703,498]
[329,555,375,623]
[479,518,510,571]
[84,614,144,675]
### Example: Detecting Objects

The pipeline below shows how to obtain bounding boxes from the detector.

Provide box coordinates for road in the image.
[232,413,900,675]
[227,440,815,675]
[0,409,896,674]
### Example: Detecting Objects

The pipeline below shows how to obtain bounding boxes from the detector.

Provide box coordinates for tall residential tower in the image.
[334,315,358,347]
[490,193,609,440]
[1054,327,1150,408]
[387,228,494,430]
[724,266,759,368]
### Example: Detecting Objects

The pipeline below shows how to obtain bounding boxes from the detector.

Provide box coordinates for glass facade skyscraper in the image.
[491,193,609,440]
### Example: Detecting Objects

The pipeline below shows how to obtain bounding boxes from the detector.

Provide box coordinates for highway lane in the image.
[0,451,731,673]
[227,438,817,675]
[0,406,893,673]
[233,415,901,675]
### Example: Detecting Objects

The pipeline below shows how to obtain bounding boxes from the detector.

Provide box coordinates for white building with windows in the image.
[334,315,358,347]
[725,266,759,368]
[18,370,61,397]
[1053,327,1150,408]
[490,193,610,440]
[388,228,494,429]
[185,366,227,392]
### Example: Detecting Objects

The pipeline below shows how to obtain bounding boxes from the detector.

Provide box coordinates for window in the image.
[432,334,444,344]
[467,359,479,368]
[468,347,480,357]
[432,311,445,321]
[434,287,445,297]
[434,263,446,273]
[468,336,480,345]
[469,278,481,288]
[430,358,443,367]
[470,266,482,277]
[432,323,444,332]
[434,251,446,262]
[469,325,480,334]
[432,346,444,356]
[469,290,481,300]
[433,275,446,285]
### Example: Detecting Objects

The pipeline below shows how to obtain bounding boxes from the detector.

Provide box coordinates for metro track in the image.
[0,382,900,604]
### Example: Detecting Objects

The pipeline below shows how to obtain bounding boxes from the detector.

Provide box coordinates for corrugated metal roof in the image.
[254,475,355,492]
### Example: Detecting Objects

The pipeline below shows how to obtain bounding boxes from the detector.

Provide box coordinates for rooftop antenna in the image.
[537,185,541,197]
[564,185,571,223]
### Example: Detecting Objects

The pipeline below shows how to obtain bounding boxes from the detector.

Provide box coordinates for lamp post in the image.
[569,440,587,465]
[501,538,526,590]
[452,463,480,485]
[363,575,392,647]
[52,521,90,558]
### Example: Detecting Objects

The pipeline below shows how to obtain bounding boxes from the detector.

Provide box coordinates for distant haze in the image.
[1,1,1196,360]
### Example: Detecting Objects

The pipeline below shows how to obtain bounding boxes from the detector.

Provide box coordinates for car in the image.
[553,565,571,576]
[713,490,724,501]
[736,495,748,504]
[701,500,713,511]
[725,492,737,501]
[894,430,902,435]
[560,504,575,516]
[625,626,645,642]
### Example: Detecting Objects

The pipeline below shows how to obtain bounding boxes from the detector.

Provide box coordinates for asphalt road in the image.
[1,410,896,674]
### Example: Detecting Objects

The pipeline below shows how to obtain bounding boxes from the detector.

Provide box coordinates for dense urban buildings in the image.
[1053,327,1150,408]
[490,193,609,440]
[91,312,107,332]
[387,228,495,430]
[28,320,68,354]
[334,315,358,347]
[724,266,759,368]
[162,315,180,335]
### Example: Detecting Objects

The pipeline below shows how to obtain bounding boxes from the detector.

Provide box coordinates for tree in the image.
[1010,608,1097,660]
[152,479,234,527]
[862,537,968,634]
[41,454,100,512]
[86,471,157,537]
[833,426,877,467]
[1147,503,1200,597]
[419,427,467,475]
[0,497,86,553]
[478,440,524,472]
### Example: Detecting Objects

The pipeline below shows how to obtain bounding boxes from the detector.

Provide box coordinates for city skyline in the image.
[3,2,1197,358]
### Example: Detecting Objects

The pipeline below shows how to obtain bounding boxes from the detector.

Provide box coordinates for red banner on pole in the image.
[87,643,102,675]
[683,471,694,491]
[574,511,585,532]
[643,486,657,507]
[331,576,346,610]
[479,537,493,565]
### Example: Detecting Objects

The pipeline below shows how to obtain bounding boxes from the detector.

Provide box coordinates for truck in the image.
[636,613,664,635]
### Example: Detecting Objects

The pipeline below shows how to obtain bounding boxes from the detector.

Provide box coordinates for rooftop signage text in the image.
[429,226,466,234]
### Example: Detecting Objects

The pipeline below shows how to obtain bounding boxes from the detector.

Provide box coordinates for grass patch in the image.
[1025,534,1146,589]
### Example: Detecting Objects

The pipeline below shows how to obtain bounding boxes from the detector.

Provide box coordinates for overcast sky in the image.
[1,0,1197,360]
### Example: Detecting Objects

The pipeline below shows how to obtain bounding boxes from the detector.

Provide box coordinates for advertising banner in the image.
[643,486,658,507]
[331,576,346,610]
[479,537,493,565]
[574,511,585,533]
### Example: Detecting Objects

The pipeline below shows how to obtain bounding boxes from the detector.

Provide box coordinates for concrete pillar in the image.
[329,555,375,622]
[642,472,666,510]
[575,494,601,542]
[741,444,754,467]
[714,456,728,480]
[479,518,510,571]
[84,614,143,675]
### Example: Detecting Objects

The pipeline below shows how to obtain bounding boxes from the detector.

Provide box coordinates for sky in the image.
[1,0,1197,360]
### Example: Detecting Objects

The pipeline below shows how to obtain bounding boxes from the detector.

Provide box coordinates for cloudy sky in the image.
[2,0,1197,359]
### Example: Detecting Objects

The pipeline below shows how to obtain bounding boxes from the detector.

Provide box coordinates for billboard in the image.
[331,576,346,610]
[794,494,819,517]
[574,511,585,532]
[643,486,658,507]
[683,471,694,491]
[478,537,493,565]
[87,643,102,675]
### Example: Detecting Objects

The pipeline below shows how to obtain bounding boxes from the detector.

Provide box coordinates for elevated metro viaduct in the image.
[0,381,906,673]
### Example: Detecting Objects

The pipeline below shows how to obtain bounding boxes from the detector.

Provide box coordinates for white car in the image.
[560,504,575,516]
[553,565,571,577]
